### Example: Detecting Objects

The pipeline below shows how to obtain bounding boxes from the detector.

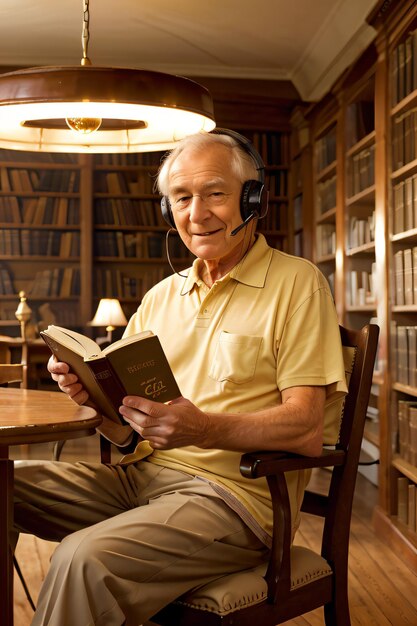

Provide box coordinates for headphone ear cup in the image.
[161,196,176,229]
[240,180,267,220]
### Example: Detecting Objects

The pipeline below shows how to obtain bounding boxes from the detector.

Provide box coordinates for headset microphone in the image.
[230,211,259,236]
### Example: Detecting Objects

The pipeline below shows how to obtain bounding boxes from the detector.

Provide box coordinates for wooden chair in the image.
[0,363,24,385]
[150,323,379,626]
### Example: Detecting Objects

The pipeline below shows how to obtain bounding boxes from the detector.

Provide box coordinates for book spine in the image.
[86,358,127,415]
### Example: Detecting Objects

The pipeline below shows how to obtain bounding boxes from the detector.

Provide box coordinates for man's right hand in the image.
[47,355,89,406]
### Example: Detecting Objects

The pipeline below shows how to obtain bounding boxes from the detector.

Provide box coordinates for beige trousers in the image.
[14,460,268,626]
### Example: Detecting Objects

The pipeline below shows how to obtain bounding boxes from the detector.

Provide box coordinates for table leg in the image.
[0,449,14,626]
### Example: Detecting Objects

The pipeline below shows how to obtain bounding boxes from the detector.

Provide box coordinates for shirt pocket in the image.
[209,332,263,384]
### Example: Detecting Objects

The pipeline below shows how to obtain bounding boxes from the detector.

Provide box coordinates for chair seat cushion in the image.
[176,546,332,616]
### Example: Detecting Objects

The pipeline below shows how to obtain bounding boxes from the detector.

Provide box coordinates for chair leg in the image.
[52,440,66,461]
[324,592,351,626]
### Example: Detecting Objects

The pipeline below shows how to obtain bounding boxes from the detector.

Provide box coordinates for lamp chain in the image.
[81,0,92,66]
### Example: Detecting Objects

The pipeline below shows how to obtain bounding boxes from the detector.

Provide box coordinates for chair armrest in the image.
[240,448,346,479]
[239,448,345,603]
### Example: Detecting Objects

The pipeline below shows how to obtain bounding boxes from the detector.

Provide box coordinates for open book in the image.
[41,325,181,424]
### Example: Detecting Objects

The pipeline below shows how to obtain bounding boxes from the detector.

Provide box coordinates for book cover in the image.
[41,325,181,425]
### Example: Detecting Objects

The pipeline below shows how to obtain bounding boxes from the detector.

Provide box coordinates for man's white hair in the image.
[156,132,260,197]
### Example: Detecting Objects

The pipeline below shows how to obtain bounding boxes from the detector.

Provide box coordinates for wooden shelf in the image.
[316,207,336,224]
[392,455,417,484]
[345,185,375,206]
[315,160,336,183]
[346,130,376,158]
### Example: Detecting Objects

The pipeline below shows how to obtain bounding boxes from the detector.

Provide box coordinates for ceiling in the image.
[0,0,380,102]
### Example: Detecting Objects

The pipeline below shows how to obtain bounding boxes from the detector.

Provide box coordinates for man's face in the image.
[167,143,249,265]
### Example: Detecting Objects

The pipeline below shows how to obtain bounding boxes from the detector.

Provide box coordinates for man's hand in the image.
[120,385,326,456]
[47,354,89,406]
[119,395,210,449]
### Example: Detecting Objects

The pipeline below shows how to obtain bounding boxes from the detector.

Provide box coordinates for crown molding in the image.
[290,0,378,101]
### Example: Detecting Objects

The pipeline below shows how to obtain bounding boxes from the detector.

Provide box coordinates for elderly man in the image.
[13,130,347,626]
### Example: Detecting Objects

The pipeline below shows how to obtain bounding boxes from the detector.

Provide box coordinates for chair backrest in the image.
[0,363,24,385]
[301,323,379,576]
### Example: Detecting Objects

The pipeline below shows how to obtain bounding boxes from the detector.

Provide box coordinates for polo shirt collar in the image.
[180,234,272,295]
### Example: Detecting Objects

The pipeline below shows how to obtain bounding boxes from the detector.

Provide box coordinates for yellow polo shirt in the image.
[123,234,347,544]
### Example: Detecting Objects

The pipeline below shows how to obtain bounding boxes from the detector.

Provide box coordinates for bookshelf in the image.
[343,74,377,333]
[289,106,313,261]
[311,100,339,298]
[301,0,417,570]
[229,129,290,252]
[378,4,417,559]
[91,152,192,321]
[0,152,85,333]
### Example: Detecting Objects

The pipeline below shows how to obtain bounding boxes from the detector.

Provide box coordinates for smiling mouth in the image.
[193,228,222,236]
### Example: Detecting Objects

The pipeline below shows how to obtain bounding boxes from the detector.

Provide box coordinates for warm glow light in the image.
[0,66,216,153]
[66,117,102,133]
[89,298,128,342]
[90,298,128,328]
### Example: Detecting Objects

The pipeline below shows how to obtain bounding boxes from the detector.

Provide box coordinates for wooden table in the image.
[0,387,102,626]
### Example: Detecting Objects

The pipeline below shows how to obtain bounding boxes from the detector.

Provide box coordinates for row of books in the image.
[346,144,375,198]
[93,267,169,299]
[92,132,290,168]
[316,176,336,215]
[30,268,81,297]
[392,108,417,171]
[0,149,78,164]
[348,212,375,249]
[0,196,80,226]
[259,202,285,232]
[0,268,14,295]
[265,171,288,197]
[293,194,303,232]
[315,127,336,173]
[345,100,375,150]
[94,152,163,167]
[390,29,417,106]
[316,224,335,258]
[393,173,417,234]
[95,171,155,195]
[0,301,20,321]
[348,266,377,307]
[0,229,80,257]
[397,400,417,466]
[94,198,166,228]
[94,231,192,260]
[393,247,417,306]
[327,271,335,297]
[247,131,289,166]
[397,476,417,532]
[395,325,417,388]
[0,167,79,193]
[294,231,303,257]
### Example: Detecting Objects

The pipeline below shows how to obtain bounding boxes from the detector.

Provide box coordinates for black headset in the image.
[160,128,269,234]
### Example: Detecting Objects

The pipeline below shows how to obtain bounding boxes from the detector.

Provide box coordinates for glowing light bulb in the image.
[65,117,102,134]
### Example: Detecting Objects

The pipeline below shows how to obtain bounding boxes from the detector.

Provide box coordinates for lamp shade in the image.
[89,298,128,329]
[0,66,216,153]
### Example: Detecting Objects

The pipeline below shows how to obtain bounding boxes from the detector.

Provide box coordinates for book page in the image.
[102,330,153,357]
[44,326,102,360]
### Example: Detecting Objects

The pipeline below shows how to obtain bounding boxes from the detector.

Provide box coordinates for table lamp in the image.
[89,298,127,343]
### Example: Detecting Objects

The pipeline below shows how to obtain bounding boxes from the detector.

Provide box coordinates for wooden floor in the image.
[11,435,417,626]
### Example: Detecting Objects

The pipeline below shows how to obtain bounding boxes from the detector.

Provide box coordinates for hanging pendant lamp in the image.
[0,0,215,153]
